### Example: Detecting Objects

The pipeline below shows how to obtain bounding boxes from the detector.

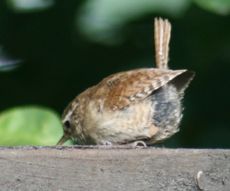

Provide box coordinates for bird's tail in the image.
[154,18,171,69]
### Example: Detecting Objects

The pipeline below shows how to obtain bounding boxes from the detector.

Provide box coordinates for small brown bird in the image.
[57,18,194,146]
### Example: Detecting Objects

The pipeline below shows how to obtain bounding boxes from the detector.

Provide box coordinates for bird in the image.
[57,17,194,147]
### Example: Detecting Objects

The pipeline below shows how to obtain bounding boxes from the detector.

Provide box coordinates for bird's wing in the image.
[93,68,187,110]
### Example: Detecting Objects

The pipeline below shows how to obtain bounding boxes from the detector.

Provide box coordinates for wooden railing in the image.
[0,146,229,191]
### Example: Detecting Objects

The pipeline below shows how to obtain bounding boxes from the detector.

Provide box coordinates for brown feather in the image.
[154,18,171,69]
[89,68,187,110]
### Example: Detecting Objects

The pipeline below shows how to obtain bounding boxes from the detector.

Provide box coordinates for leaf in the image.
[0,46,21,72]
[7,0,54,12]
[77,0,191,44]
[194,0,230,15]
[0,106,66,146]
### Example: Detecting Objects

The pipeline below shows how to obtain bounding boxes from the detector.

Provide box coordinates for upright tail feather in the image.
[154,18,171,69]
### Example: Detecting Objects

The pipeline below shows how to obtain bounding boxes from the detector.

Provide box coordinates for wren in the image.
[57,18,194,146]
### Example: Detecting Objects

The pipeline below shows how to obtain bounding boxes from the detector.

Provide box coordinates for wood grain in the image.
[0,146,229,191]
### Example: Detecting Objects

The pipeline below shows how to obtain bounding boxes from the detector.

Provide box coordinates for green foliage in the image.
[0,106,63,146]
[77,0,191,43]
[194,0,230,15]
[7,0,54,12]
[77,0,230,44]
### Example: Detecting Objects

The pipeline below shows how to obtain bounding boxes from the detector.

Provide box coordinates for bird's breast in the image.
[82,99,156,144]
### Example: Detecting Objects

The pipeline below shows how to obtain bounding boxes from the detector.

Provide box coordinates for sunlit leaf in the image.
[194,0,230,15]
[0,106,65,146]
[77,0,191,44]
[7,0,54,12]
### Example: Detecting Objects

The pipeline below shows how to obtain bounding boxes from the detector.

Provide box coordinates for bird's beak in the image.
[56,134,70,145]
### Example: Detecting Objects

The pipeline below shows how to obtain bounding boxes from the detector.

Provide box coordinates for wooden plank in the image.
[0,146,229,191]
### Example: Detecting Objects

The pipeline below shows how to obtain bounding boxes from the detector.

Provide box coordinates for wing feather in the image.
[92,68,186,110]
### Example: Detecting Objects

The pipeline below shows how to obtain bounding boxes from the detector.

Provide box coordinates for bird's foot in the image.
[129,141,147,148]
[98,141,114,148]
[98,140,147,148]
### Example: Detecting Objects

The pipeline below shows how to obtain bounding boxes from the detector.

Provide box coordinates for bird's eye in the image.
[64,120,71,129]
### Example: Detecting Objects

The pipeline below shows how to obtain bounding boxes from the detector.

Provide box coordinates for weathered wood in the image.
[0,146,229,191]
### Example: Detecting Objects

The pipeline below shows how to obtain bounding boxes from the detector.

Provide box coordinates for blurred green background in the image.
[0,0,229,147]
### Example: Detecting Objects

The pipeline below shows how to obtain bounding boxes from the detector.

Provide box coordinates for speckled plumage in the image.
[57,18,194,146]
